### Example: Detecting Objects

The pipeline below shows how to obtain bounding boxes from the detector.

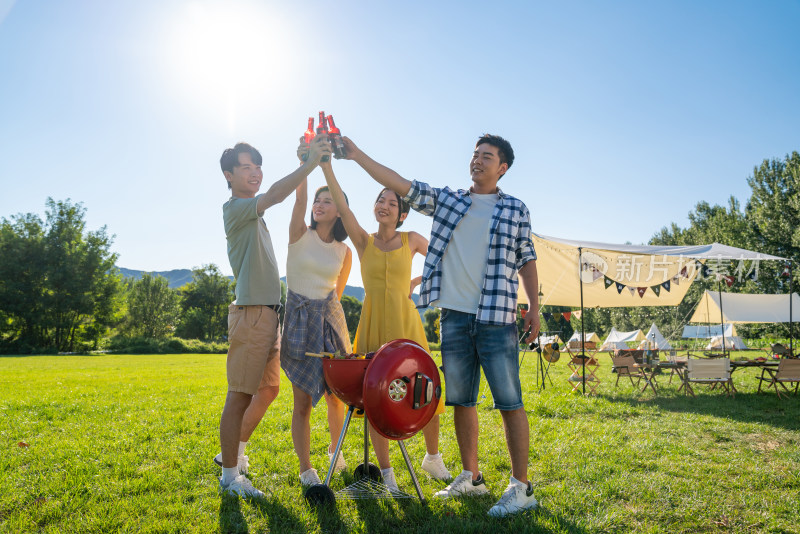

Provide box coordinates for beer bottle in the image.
[316,111,330,162]
[301,117,315,161]
[327,114,347,159]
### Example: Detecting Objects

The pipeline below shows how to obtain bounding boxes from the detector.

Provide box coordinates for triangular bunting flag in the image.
[604,276,615,289]
[542,312,552,321]
[747,270,757,281]
[680,266,687,277]
[723,275,734,287]
[573,310,582,320]
[615,282,625,294]
[628,287,636,297]
[672,276,680,286]
[651,285,661,296]
[661,281,671,292]
[637,287,647,298]
[592,269,603,281]
[563,312,572,321]
[781,264,791,278]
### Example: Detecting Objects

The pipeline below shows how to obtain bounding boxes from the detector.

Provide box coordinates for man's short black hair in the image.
[476,134,514,172]
[220,142,262,189]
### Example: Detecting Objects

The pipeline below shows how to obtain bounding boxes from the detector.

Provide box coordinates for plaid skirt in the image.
[280,289,352,406]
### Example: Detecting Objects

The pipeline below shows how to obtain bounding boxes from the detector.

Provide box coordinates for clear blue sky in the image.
[1,0,798,286]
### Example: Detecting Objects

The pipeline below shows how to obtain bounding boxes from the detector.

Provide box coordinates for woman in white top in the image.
[280,174,353,487]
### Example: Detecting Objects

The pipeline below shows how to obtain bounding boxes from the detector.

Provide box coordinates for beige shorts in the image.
[226,303,281,395]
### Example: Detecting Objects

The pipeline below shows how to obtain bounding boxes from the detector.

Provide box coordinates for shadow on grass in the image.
[219,491,314,534]
[597,389,800,431]
[332,491,586,533]
[0,354,67,358]
[218,494,247,533]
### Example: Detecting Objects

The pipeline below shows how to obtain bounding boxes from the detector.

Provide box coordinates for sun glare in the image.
[163,1,294,129]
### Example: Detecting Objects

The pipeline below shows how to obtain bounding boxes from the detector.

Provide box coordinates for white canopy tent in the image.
[567,332,601,343]
[707,335,748,350]
[688,290,798,353]
[637,323,673,350]
[682,323,737,339]
[532,234,785,308]
[689,291,800,324]
[600,328,645,351]
[530,233,790,391]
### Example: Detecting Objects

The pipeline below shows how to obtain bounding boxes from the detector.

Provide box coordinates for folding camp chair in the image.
[757,359,800,399]
[611,355,642,388]
[685,358,734,397]
[771,343,795,359]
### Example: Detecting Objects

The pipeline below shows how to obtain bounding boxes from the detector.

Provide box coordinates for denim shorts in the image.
[440,308,523,410]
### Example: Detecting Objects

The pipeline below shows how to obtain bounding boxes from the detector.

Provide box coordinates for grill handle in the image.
[412,372,435,409]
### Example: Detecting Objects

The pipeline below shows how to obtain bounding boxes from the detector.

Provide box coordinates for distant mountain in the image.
[116,267,368,301]
[117,267,196,288]
[116,267,429,316]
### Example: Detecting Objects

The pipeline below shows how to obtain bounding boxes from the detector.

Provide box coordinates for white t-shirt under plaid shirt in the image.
[404,180,537,326]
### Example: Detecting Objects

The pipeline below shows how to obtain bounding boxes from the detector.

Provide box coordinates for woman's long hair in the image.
[310,185,348,241]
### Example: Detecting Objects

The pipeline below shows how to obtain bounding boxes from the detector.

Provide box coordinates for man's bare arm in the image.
[342,137,412,197]
[518,260,540,343]
[257,136,331,213]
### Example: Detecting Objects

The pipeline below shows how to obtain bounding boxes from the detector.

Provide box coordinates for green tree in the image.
[0,199,122,353]
[340,295,362,342]
[423,308,440,343]
[125,273,181,339]
[175,264,234,340]
[0,213,48,350]
[745,151,800,294]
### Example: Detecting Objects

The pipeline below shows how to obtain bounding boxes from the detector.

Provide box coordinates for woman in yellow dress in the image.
[319,158,451,492]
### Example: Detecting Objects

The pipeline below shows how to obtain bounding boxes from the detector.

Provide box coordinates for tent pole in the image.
[790,260,794,355]
[718,281,726,357]
[579,246,585,395]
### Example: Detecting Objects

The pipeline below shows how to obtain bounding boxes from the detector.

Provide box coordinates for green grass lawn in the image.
[1,351,799,533]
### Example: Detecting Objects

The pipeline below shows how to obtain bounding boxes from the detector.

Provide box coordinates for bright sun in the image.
[163,1,294,129]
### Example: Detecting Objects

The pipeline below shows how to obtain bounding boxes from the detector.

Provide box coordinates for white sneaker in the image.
[328,447,347,473]
[421,453,451,481]
[487,477,538,517]
[213,453,250,475]
[299,468,322,486]
[219,474,265,499]
[433,470,488,499]
[381,468,399,493]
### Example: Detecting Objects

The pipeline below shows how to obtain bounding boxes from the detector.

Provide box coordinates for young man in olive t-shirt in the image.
[216,138,330,498]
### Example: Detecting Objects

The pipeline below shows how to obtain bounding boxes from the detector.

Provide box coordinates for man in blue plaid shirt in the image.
[342,134,541,517]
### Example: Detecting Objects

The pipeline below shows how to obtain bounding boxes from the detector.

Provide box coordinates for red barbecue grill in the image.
[304,338,442,506]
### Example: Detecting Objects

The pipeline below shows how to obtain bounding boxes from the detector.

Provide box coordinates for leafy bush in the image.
[107,336,227,354]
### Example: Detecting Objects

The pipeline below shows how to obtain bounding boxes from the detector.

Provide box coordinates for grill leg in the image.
[363,415,371,468]
[323,405,355,487]
[397,440,426,503]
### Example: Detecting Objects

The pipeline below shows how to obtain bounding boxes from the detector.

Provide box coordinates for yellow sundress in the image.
[353,232,444,415]
[353,232,430,354]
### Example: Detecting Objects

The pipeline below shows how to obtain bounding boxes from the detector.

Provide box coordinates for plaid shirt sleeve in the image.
[404,180,438,216]
[515,202,537,270]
